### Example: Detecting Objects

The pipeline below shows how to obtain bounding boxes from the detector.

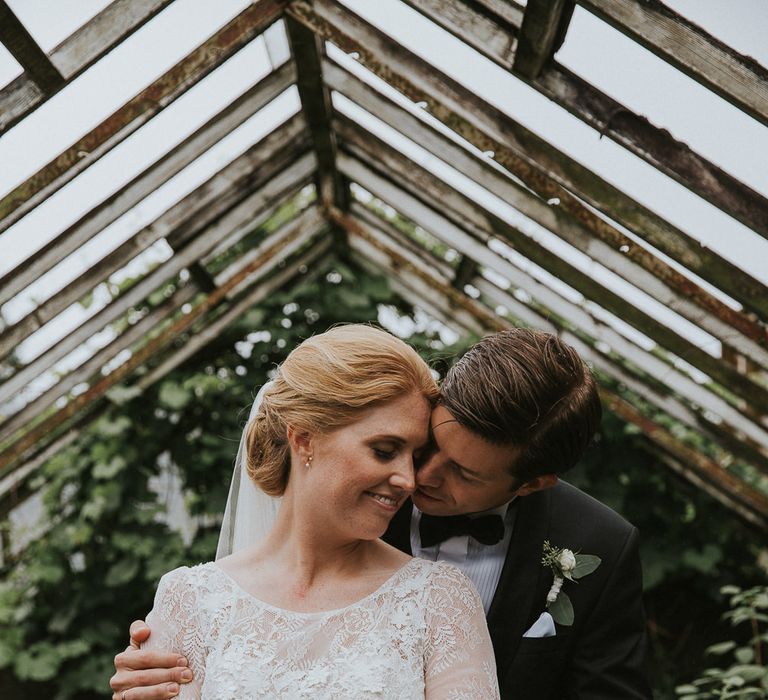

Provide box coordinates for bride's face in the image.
[296,391,431,540]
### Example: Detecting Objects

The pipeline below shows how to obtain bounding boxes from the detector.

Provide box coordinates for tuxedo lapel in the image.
[382,499,413,555]
[487,487,552,668]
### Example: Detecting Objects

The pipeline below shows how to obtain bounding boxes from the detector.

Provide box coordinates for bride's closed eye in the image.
[373,447,396,460]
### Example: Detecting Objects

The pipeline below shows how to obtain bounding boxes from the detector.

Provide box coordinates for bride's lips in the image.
[364,491,401,512]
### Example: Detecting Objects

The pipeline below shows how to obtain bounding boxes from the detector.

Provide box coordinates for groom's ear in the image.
[286,425,313,461]
[514,473,558,497]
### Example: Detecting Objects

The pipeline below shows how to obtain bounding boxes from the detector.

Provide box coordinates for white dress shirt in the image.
[410,500,517,613]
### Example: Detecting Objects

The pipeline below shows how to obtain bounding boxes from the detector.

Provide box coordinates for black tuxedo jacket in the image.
[383,481,652,699]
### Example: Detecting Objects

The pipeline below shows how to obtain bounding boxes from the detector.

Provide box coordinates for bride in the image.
[140,324,500,698]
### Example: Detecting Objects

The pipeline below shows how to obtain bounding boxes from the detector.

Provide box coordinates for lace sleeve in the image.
[143,567,206,700]
[423,562,500,700]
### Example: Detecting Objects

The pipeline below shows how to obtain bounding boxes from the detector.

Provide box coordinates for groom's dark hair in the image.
[440,328,601,483]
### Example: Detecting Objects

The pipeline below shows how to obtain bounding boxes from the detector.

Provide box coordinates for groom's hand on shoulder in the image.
[110,620,194,699]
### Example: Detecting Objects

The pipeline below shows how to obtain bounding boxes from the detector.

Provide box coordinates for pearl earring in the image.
[305,455,313,468]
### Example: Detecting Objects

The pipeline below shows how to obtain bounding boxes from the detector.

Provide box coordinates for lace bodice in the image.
[144,558,499,699]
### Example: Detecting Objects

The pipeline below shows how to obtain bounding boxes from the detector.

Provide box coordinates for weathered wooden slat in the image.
[472,275,768,475]
[138,236,333,391]
[404,0,518,66]
[602,392,768,529]
[366,1,768,297]
[0,2,65,94]
[0,204,321,476]
[336,206,768,529]
[325,59,768,329]
[337,149,768,448]
[0,64,299,284]
[0,0,175,133]
[578,0,768,127]
[646,446,767,533]
[290,0,768,361]
[0,153,317,404]
[512,0,573,79]
[213,207,326,294]
[0,283,198,444]
[344,216,493,336]
[285,16,347,211]
[0,3,288,236]
[0,114,309,356]
[0,427,81,512]
[335,117,768,412]
[350,203,455,282]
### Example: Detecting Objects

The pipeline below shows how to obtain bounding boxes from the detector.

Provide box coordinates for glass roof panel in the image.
[0,37,274,279]
[664,0,768,63]
[3,87,301,343]
[339,0,768,284]
[0,41,22,88]
[0,0,251,196]
[335,93,722,362]
[5,0,113,53]
[557,6,768,194]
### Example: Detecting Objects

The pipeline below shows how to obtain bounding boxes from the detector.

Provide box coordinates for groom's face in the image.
[412,405,520,516]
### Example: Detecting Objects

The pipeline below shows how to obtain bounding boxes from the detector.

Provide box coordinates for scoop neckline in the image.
[209,557,421,617]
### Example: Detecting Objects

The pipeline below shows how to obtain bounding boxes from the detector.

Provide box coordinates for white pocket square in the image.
[522,611,556,638]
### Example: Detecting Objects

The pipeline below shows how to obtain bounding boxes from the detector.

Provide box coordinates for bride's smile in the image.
[288,390,431,541]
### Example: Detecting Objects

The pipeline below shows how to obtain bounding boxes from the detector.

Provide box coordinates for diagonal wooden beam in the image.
[285,16,348,211]
[0,240,332,494]
[324,58,768,327]
[0,150,316,401]
[334,115,768,418]
[0,0,175,133]
[0,211,324,476]
[336,147,768,450]
[0,2,64,94]
[602,392,768,531]
[351,197,768,476]
[287,0,768,358]
[137,236,333,391]
[399,0,768,263]
[0,112,309,357]
[512,0,573,79]
[578,0,768,127]
[0,59,296,250]
[0,2,288,234]
[334,206,768,531]
[0,282,198,444]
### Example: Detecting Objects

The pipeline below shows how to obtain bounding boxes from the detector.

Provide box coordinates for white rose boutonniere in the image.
[541,540,601,626]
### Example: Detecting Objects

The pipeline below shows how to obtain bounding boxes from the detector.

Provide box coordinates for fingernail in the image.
[167,683,179,694]
[177,657,188,666]
[181,669,193,681]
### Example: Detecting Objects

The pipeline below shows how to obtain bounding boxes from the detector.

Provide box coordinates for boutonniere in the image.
[541,540,601,626]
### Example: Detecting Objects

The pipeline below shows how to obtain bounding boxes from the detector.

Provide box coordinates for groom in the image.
[110,329,651,699]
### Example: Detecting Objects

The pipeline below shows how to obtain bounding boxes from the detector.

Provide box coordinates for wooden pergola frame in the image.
[0,0,766,536]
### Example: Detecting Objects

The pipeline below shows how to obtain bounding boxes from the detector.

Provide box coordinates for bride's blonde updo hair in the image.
[245,324,439,496]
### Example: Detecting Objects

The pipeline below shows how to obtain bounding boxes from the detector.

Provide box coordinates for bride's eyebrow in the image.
[367,434,406,444]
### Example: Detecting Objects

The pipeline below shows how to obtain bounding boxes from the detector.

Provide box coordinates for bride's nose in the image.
[388,458,416,493]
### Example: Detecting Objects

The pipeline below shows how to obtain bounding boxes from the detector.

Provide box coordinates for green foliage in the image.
[675,585,768,699]
[1,254,766,699]
[0,260,448,699]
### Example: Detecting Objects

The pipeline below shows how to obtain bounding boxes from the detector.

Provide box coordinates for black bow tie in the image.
[419,513,505,548]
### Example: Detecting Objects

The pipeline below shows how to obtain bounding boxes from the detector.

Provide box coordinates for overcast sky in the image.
[0,0,766,389]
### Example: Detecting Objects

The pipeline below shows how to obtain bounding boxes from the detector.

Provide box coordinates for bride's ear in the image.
[286,425,313,464]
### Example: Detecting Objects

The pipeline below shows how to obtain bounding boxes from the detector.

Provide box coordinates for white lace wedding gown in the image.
[144,557,500,699]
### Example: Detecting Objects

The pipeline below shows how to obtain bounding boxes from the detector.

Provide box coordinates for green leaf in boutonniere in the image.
[541,541,602,626]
